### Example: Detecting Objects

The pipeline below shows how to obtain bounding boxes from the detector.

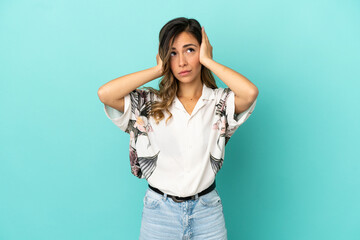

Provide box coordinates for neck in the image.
[177,80,203,99]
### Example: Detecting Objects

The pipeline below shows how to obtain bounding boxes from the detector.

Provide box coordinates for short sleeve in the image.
[103,88,153,134]
[219,88,257,138]
[226,88,257,126]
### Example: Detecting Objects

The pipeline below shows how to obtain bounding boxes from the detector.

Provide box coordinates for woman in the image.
[98,17,258,240]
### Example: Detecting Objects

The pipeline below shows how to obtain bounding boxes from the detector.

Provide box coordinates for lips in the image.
[179,70,191,74]
[179,70,191,77]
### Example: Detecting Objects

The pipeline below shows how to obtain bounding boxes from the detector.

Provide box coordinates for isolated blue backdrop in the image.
[1,0,359,239]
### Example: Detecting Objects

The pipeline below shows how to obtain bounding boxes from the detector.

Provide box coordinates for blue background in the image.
[1,0,359,239]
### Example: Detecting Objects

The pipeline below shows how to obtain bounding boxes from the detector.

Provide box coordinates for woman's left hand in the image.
[199,26,213,65]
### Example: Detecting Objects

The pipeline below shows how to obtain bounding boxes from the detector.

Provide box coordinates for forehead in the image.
[171,32,197,47]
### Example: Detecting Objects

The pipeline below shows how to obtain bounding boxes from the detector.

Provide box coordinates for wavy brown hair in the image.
[143,17,217,125]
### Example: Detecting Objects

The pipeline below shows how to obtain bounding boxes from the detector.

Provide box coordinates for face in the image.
[169,31,202,84]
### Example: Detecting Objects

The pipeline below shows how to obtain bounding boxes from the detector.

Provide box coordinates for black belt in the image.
[148,180,216,203]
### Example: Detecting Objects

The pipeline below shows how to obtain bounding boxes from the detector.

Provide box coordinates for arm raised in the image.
[98,54,164,112]
[98,65,162,103]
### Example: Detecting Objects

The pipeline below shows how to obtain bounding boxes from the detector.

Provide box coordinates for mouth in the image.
[179,70,191,76]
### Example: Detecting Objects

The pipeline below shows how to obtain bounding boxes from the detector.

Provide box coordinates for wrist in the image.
[154,65,163,78]
[201,58,214,68]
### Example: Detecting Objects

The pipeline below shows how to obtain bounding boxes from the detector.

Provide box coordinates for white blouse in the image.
[104,83,257,197]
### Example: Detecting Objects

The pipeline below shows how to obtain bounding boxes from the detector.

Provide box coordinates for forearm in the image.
[98,65,162,103]
[202,58,258,100]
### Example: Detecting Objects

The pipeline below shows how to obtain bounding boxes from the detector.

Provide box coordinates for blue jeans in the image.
[139,187,228,240]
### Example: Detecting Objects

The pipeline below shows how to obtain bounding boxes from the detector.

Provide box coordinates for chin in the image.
[176,78,196,84]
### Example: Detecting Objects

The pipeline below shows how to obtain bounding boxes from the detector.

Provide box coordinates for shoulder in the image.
[214,87,232,101]
[130,88,160,102]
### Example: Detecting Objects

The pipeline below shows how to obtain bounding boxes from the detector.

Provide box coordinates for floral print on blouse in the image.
[124,89,158,179]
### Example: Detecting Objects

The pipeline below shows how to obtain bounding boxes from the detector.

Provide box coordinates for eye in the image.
[170,48,195,57]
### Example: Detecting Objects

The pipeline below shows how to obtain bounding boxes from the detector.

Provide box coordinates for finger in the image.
[203,27,208,39]
[203,28,209,42]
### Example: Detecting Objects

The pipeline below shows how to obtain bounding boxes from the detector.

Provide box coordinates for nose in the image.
[178,53,187,67]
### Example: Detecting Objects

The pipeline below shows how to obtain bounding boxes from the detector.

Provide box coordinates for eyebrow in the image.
[171,44,197,50]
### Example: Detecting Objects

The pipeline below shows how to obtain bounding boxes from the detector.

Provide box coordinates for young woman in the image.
[98,17,258,240]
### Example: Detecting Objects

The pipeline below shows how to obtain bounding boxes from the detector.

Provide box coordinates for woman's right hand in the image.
[156,52,164,76]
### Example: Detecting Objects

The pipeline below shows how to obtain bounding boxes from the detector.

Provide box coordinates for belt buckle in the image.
[171,195,185,203]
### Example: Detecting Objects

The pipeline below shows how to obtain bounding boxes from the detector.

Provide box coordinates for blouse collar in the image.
[173,82,216,103]
[172,83,216,116]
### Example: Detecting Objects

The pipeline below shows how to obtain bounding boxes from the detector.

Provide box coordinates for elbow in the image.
[97,86,108,103]
[249,87,259,101]
[254,87,259,98]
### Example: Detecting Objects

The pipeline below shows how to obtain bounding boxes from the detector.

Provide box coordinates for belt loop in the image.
[195,193,199,200]
[163,193,167,201]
